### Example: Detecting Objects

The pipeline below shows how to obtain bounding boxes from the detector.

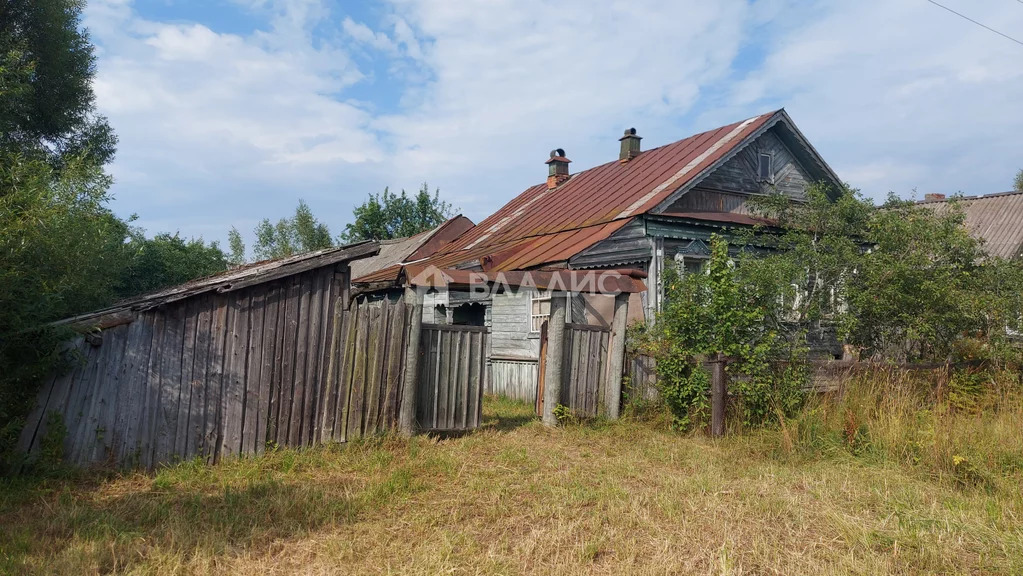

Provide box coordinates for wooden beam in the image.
[711,354,726,437]
[605,293,629,420]
[541,292,567,427]
[398,287,423,436]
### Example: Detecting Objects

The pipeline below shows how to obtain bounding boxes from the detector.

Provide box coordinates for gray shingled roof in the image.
[919,191,1023,260]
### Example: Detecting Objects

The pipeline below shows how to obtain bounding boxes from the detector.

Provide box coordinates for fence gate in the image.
[561,324,609,417]
[416,324,489,431]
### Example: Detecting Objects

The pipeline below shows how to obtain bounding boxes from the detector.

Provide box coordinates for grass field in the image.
[2,391,1022,575]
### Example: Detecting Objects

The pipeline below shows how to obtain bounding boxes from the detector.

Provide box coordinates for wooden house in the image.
[354,109,843,400]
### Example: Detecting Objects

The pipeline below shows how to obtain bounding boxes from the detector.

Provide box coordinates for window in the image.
[530,291,551,333]
[758,153,773,183]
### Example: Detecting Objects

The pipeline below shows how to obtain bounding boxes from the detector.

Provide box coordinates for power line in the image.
[925,0,1023,46]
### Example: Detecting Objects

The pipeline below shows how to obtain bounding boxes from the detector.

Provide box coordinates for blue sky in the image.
[83,0,1023,252]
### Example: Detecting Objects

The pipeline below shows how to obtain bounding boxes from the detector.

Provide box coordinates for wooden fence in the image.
[319,297,412,443]
[417,324,488,431]
[627,353,659,402]
[559,323,609,418]
[487,357,538,402]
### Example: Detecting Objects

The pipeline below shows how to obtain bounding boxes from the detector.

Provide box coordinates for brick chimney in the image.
[619,128,642,162]
[546,148,571,189]
[924,193,946,202]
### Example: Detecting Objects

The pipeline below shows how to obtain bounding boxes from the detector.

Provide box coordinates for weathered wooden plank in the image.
[288,276,312,447]
[256,284,282,453]
[275,277,301,447]
[170,298,199,461]
[221,293,251,459]
[153,308,185,465]
[381,300,405,429]
[243,289,266,455]
[121,317,155,467]
[335,299,359,441]
[346,303,370,440]
[183,296,213,460]
[313,269,339,442]
[460,331,473,429]
[19,339,85,455]
[300,270,325,445]
[363,302,384,434]
[137,312,164,469]
[91,325,130,463]
[204,300,230,464]
[73,330,114,465]
[437,329,451,428]
[57,340,98,464]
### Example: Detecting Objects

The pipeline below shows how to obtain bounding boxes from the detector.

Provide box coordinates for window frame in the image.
[757,152,774,183]
[529,290,552,334]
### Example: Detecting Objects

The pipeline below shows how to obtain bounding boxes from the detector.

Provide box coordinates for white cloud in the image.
[85,0,1023,248]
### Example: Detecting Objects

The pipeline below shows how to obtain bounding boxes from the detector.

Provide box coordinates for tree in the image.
[227,227,246,266]
[0,0,116,168]
[253,199,333,260]
[1014,169,1023,193]
[115,232,229,299]
[340,183,455,242]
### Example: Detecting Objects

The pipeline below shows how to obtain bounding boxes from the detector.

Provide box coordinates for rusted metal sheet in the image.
[355,111,785,286]
[919,191,1023,260]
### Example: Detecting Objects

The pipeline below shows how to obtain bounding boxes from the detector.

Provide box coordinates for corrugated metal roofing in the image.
[919,191,1023,260]
[356,110,785,285]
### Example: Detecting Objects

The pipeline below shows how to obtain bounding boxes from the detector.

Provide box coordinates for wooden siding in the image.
[487,358,537,402]
[489,290,539,360]
[570,218,651,269]
[559,323,609,418]
[18,266,349,467]
[674,128,812,203]
[417,324,488,431]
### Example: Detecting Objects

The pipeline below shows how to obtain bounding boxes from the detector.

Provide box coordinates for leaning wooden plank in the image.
[335,301,359,442]
[93,325,130,464]
[313,269,337,442]
[256,284,282,454]
[299,270,326,446]
[56,340,97,463]
[74,329,115,465]
[203,300,230,464]
[346,303,370,440]
[17,337,83,455]
[363,301,384,434]
[381,300,405,429]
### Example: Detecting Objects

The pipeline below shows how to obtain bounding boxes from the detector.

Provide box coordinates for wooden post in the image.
[710,354,726,437]
[604,292,630,419]
[541,292,567,427]
[398,287,423,436]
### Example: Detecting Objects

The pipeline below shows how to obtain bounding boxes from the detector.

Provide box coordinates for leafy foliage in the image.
[227,227,246,266]
[340,183,455,243]
[1015,169,1023,193]
[640,236,805,431]
[252,199,333,261]
[116,231,228,299]
[0,0,116,168]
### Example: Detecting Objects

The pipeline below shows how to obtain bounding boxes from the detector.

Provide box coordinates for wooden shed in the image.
[18,241,379,469]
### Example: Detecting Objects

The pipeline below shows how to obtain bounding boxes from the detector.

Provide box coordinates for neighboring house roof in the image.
[919,191,1023,260]
[357,109,839,284]
[58,241,380,329]
[349,215,474,282]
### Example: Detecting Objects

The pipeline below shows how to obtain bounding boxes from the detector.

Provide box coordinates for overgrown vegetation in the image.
[637,183,1023,433]
[1,395,1020,574]
[339,183,455,243]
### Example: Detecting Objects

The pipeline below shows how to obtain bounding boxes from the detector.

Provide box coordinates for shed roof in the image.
[358,109,837,285]
[58,240,379,328]
[348,215,474,281]
[919,191,1023,259]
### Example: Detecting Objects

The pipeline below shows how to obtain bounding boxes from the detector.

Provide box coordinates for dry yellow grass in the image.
[1,394,1021,575]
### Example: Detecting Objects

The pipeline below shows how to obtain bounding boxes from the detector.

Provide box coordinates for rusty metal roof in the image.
[919,191,1023,259]
[356,110,790,285]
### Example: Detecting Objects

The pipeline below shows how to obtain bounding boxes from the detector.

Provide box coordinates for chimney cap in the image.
[619,128,641,141]
[545,148,571,164]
